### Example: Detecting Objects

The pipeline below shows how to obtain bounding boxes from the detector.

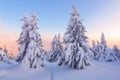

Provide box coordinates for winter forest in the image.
[0,5,120,80]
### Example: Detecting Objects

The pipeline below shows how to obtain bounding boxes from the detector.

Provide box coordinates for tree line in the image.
[0,5,120,70]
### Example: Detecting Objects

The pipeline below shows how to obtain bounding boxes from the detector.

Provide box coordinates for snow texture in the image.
[0,61,120,80]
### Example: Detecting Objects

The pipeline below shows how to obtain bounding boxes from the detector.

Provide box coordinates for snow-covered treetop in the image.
[19,13,30,29]
[101,32,106,43]
[57,33,62,43]
[92,40,96,48]
[3,45,8,54]
[24,13,28,18]
[51,34,60,49]
[64,5,87,44]
[72,5,79,17]
[31,12,37,24]
[32,12,36,18]
[51,35,57,46]
[23,13,29,25]
[30,12,38,30]
[51,34,62,50]
[100,32,107,46]
[113,45,119,51]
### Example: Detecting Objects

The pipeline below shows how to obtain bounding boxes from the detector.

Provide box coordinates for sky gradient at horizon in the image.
[0,0,120,55]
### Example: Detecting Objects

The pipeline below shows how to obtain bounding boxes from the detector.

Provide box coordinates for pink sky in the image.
[0,33,120,57]
[0,34,53,56]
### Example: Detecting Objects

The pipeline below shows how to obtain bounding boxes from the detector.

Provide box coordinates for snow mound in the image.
[0,50,7,61]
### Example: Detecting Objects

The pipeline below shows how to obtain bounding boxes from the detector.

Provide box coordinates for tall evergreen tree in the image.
[16,13,44,68]
[24,12,44,68]
[62,5,91,69]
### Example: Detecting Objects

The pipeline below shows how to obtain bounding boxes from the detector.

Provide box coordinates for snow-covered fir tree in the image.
[105,48,119,62]
[95,32,108,61]
[48,34,63,62]
[61,5,91,69]
[48,34,57,62]
[92,36,120,62]
[16,13,44,68]
[24,13,44,68]
[91,40,97,59]
[91,40,102,60]
[95,41,101,58]
[101,32,107,48]
[105,45,120,61]
[113,45,120,59]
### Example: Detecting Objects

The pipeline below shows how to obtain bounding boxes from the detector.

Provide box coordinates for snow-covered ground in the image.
[0,61,120,80]
[0,62,49,80]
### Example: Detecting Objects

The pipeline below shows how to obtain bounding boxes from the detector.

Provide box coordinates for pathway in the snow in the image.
[48,70,54,80]
[44,62,56,80]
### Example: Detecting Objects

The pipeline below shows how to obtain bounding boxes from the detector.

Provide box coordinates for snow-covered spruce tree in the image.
[95,32,108,61]
[91,40,97,59]
[105,48,119,62]
[93,41,100,60]
[62,5,91,69]
[113,45,120,59]
[16,13,44,68]
[91,40,102,60]
[48,34,63,62]
[16,13,30,62]
[24,13,44,68]
[48,35,57,62]
[101,32,107,49]
[105,45,120,62]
